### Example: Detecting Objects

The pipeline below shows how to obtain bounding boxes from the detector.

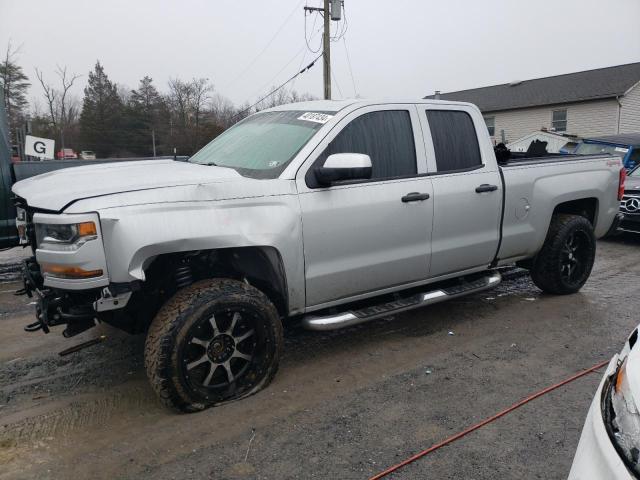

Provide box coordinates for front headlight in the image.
[605,357,640,476]
[35,221,97,251]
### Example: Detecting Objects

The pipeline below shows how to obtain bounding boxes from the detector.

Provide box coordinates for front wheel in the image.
[144,278,283,413]
[530,214,596,295]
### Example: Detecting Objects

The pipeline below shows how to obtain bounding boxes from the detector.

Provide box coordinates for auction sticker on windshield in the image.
[298,112,333,124]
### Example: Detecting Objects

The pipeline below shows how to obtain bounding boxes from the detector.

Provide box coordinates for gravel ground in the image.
[0,235,638,479]
[0,247,29,282]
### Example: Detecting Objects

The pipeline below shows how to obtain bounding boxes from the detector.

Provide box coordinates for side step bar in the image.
[301,271,502,331]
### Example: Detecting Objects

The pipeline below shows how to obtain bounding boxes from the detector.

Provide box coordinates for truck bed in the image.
[497,151,620,264]
[499,153,612,168]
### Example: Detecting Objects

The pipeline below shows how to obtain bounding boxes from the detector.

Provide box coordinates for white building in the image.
[426,62,640,145]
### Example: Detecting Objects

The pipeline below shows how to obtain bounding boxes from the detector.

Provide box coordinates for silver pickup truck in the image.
[13,99,625,412]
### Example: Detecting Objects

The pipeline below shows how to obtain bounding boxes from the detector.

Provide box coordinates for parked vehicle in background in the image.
[569,325,640,479]
[575,133,640,170]
[79,150,96,160]
[619,164,640,234]
[56,148,78,160]
[10,145,20,163]
[11,99,625,412]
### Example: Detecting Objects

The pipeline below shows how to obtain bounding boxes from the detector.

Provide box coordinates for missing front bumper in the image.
[18,256,98,336]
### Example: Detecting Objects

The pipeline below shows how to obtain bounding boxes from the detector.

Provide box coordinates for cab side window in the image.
[426,110,483,172]
[308,110,417,187]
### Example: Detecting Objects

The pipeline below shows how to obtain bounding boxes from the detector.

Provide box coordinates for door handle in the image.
[401,192,430,203]
[475,184,498,193]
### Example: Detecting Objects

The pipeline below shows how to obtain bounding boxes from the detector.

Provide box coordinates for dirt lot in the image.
[1,236,638,480]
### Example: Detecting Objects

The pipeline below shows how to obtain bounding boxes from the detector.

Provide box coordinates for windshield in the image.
[631,165,640,177]
[188,110,332,178]
[574,142,629,158]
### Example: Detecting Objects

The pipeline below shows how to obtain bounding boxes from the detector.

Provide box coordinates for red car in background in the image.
[10,146,20,163]
[56,148,78,159]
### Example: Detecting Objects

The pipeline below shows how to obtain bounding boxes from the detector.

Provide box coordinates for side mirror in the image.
[314,153,372,186]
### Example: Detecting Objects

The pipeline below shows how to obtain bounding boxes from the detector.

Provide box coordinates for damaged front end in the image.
[15,200,139,339]
[603,330,640,477]
[19,256,106,337]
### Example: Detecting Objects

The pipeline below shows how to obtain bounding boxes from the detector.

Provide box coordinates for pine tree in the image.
[79,61,123,157]
[0,43,30,142]
[125,76,169,155]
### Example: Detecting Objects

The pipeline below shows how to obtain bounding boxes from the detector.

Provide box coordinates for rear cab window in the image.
[425,110,483,173]
[306,109,417,187]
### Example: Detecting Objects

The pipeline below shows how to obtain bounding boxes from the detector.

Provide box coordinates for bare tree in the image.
[191,78,213,132]
[35,65,80,151]
[255,87,317,112]
[209,93,237,129]
[116,84,131,104]
[167,77,214,152]
[167,78,193,130]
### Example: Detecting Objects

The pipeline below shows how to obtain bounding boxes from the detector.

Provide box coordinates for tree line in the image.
[1,42,316,158]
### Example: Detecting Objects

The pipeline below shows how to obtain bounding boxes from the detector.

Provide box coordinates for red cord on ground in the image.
[368,359,611,480]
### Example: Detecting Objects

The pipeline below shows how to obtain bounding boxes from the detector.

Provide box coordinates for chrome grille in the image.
[620,194,640,215]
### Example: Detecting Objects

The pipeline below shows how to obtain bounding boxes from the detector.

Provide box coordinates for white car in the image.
[569,326,640,479]
[79,150,96,160]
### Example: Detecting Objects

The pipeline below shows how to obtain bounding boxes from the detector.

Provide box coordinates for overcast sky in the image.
[2,0,639,109]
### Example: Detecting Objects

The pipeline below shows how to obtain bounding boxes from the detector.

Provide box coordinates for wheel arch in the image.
[143,246,290,317]
[552,197,599,225]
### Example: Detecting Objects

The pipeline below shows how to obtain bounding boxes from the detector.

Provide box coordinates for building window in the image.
[484,116,495,136]
[552,109,567,132]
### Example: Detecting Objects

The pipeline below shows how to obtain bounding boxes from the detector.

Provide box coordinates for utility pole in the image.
[151,128,156,158]
[305,1,342,100]
[322,0,331,100]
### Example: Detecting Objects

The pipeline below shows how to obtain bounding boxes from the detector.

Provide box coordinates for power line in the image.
[343,36,357,97]
[232,53,323,120]
[222,0,305,89]
[246,44,307,102]
[247,23,322,102]
[294,20,323,91]
[290,40,310,93]
[330,2,348,42]
[331,69,344,98]
[304,9,322,53]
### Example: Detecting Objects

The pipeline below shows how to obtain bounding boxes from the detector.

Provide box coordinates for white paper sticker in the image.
[298,112,333,124]
[615,147,629,153]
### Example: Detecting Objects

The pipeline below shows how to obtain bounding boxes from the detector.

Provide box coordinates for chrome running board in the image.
[301,271,502,331]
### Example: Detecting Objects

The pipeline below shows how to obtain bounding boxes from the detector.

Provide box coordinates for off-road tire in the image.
[144,278,283,413]
[530,214,596,295]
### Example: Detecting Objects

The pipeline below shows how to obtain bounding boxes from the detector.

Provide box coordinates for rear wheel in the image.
[530,214,596,295]
[144,278,283,413]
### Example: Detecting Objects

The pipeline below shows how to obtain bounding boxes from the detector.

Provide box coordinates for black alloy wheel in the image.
[530,214,596,295]
[145,279,283,412]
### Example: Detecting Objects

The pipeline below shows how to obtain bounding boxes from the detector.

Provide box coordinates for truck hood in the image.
[12,160,246,211]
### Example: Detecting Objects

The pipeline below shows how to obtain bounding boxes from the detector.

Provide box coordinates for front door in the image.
[297,106,433,308]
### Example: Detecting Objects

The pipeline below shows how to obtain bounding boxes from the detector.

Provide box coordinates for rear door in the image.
[418,106,502,277]
[297,105,434,308]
